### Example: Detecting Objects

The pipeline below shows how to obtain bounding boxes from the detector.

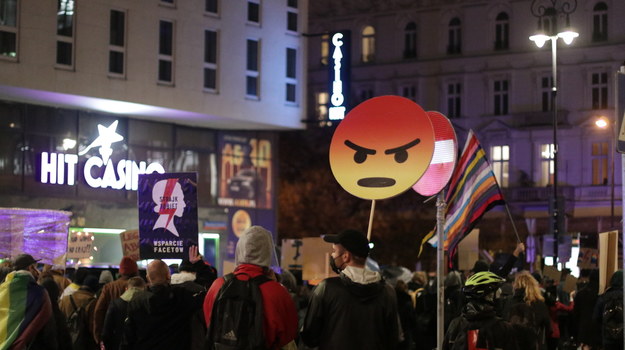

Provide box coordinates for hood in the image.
[445,271,463,288]
[234,226,274,268]
[609,270,623,288]
[340,266,385,302]
[171,271,196,285]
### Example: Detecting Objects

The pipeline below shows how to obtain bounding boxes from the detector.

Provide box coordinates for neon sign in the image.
[328,31,350,121]
[40,120,165,190]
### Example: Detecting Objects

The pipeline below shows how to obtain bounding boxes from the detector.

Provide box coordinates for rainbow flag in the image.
[0,271,51,350]
[419,130,505,256]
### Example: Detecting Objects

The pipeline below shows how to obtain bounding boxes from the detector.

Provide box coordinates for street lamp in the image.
[529,0,578,264]
[595,116,615,229]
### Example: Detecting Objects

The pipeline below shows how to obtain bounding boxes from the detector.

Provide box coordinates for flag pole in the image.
[503,202,522,243]
[367,199,376,241]
[436,190,446,350]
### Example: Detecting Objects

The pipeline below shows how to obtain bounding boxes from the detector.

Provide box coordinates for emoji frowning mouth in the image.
[357,177,396,187]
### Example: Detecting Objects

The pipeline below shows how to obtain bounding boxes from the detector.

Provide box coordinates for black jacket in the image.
[444,300,519,350]
[121,284,205,350]
[301,273,399,350]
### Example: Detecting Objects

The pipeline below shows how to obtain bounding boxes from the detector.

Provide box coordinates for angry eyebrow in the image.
[384,138,421,154]
[344,140,376,154]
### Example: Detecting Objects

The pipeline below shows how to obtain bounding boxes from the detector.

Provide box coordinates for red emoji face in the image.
[329,96,435,200]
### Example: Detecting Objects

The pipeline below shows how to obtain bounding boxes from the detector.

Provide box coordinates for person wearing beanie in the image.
[301,229,400,350]
[59,275,99,348]
[203,226,298,350]
[92,256,138,345]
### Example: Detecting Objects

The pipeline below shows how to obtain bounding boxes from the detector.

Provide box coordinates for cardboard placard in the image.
[543,265,561,284]
[598,231,619,294]
[302,237,334,284]
[281,239,303,270]
[120,230,139,261]
[67,231,93,259]
[562,275,578,294]
[457,229,480,271]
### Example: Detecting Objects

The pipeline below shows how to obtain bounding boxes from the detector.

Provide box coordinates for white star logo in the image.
[78,120,124,164]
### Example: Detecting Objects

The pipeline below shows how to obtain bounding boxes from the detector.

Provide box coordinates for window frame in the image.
[158,19,175,85]
[490,145,509,188]
[55,0,76,69]
[286,0,298,33]
[205,0,219,16]
[446,81,462,118]
[403,22,417,59]
[494,12,509,51]
[592,2,608,42]
[361,26,375,63]
[447,17,461,55]
[108,8,126,78]
[591,71,608,110]
[493,78,509,115]
[0,0,19,61]
[247,0,261,25]
[245,38,260,99]
[203,29,218,92]
[539,143,555,187]
[591,141,609,185]
[285,47,297,104]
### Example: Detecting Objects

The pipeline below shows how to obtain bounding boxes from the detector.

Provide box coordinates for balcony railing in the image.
[503,185,620,203]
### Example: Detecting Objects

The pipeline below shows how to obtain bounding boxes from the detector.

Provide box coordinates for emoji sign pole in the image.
[329,96,435,240]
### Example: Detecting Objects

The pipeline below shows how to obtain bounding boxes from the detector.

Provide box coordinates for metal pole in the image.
[610,135,615,228]
[436,190,446,350]
[551,36,560,264]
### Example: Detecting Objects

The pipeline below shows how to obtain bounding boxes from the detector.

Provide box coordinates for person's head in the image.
[396,279,408,293]
[147,259,170,286]
[411,271,427,287]
[13,254,41,279]
[462,271,505,305]
[126,276,146,291]
[234,226,275,269]
[470,260,489,275]
[609,270,623,288]
[323,229,369,272]
[82,275,100,293]
[513,271,544,304]
[531,271,543,286]
[99,270,114,284]
[39,276,60,304]
[445,270,464,288]
[178,259,194,273]
[119,256,139,277]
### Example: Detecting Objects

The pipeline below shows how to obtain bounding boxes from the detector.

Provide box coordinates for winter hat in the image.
[235,226,274,268]
[470,260,489,274]
[82,275,100,292]
[99,270,114,284]
[119,256,138,276]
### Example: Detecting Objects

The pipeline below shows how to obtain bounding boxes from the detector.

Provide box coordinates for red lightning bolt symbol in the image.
[159,178,179,230]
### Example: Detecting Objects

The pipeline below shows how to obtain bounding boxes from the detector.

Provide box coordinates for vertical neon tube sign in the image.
[328,31,350,120]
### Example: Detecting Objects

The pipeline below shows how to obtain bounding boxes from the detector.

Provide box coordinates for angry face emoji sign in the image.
[329,96,435,200]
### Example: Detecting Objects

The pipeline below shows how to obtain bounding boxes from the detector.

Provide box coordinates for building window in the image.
[320,34,329,66]
[591,142,608,185]
[400,84,416,101]
[540,143,555,187]
[56,0,75,67]
[591,72,608,109]
[447,82,461,118]
[204,30,218,91]
[447,17,461,55]
[493,79,509,115]
[247,1,260,24]
[359,88,374,104]
[494,12,509,50]
[491,145,509,187]
[541,75,553,112]
[361,26,375,63]
[285,48,296,103]
[160,0,175,5]
[316,92,328,121]
[246,39,259,98]
[158,20,174,84]
[205,0,218,14]
[109,9,126,76]
[404,22,416,59]
[287,0,297,32]
[0,0,18,59]
[592,2,608,42]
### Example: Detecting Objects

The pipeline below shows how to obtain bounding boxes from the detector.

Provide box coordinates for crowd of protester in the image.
[0,230,623,350]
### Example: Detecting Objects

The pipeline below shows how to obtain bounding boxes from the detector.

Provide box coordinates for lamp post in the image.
[529,0,578,264]
[595,116,615,229]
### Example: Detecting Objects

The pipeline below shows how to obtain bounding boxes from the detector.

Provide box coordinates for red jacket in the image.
[203,264,298,349]
[548,301,574,339]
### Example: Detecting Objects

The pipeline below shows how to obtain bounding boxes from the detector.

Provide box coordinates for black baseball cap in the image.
[323,229,370,258]
[13,254,41,271]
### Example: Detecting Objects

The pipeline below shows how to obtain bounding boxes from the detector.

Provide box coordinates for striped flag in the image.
[419,130,505,256]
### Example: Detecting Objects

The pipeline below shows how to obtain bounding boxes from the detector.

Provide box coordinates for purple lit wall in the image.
[0,208,70,265]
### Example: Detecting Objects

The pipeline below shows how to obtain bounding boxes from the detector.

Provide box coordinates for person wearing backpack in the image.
[300,229,400,350]
[203,225,298,350]
[122,248,208,350]
[101,276,146,350]
[593,270,623,350]
[444,271,519,350]
[59,274,99,349]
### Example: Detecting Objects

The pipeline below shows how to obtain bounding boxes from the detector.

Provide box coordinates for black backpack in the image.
[602,292,624,342]
[67,294,97,350]
[207,273,270,350]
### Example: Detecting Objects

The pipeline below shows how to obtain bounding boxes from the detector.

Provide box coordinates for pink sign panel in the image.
[412,111,457,196]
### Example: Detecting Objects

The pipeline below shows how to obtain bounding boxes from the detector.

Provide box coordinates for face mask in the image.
[329,255,343,274]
